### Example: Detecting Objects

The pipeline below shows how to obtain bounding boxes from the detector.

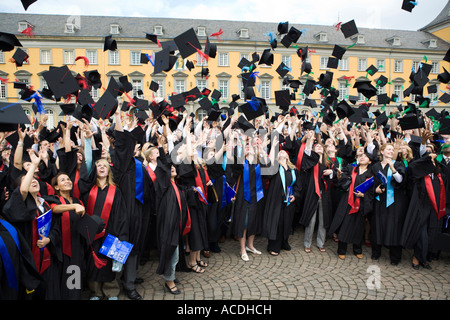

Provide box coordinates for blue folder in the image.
[99,234,134,264]
[354,177,374,194]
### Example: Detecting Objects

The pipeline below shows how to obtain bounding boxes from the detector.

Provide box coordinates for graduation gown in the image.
[177,163,209,252]
[78,162,129,283]
[262,165,302,241]
[329,164,374,244]
[154,158,190,277]
[45,195,85,300]
[370,160,408,247]
[0,218,42,300]
[400,155,448,252]
[230,160,265,238]
[110,130,152,255]
[2,188,62,299]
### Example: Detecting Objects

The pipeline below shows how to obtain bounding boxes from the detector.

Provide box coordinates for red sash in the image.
[295,143,306,171]
[195,166,210,205]
[72,170,80,199]
[313,164,321,198]
[170,181,190,235]
[424,173,446,220]
[86,185,116,240]
[58,197,72,258]
[348,168,360,214]
[146,165,157,183]
[32,204,51,274]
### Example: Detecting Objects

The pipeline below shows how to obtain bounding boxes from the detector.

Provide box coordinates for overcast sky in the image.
[1,0,448,31]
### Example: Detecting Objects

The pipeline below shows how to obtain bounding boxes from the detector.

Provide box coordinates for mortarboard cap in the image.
[304,98,317,108]
[303,79,317,95]
[238,57,252,70]
[276,62,290,78]
[297,46,309,61]
[59,104,76,116]
[439,117,450,135]
[206,109,222,122]
[375,111,388,127]
[11,48,29,67]
[401,0,416,12]
[375,75,388,88]
[340,20,359,39]
[399,113,425,130]
[327,57,339,69]
[439,92,450,104]
[140,53,151,64]
[103,35,117,51]
[106,77,120,98]
[438,67,450,84]
[205,37,217,59]
[174,28,202,59]
[21,0,37,11]
[427,84,437,94]
[236,115,256,135]
[425,108,440,120]
[275,90,291,108]
[149,80,159,92]
[84,70,102,89]
[336,100,355,119]
[145,33,160,45]
[259,49,274,66]
[332,45,346,60]
[186,60,195,71]
[170,93,186,108]
[366,65,378,77]
[443,48,450,63]
[0,32,22,52]
[278,22,289,35]
[42,65,80,100]
[240,100,265,121]
[153,48,177,74]
[377,93,391,105]
[77,89,94,106]
[76,214,104,242]
[301,61,312,74]
[72,104,93,123]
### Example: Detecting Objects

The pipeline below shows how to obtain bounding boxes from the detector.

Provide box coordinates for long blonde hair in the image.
[95,158,116,187]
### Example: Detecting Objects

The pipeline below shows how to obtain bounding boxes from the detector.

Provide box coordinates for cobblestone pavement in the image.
[121,229,450,300]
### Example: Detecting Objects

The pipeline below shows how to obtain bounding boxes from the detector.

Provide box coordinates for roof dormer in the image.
[314,31,328,42]
[110,23,121,35]
[386,36,401,46]
[421,38,437,48]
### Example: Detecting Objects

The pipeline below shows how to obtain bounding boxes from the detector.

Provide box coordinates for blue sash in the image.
[279,166,296,206]
[243,161,264,203]
[386,161,395,207]
[0,220,21,290]
[135,158,144,204]
[255,164,264,202]
[243,160,251,203]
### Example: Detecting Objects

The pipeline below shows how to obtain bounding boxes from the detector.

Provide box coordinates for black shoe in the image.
[282,243,291,251]
[134,277,144,285]
[165,283,181,295]
[420,262,432,270]
[125,289,142,300]
[412,263,420,270]
[390,261,399,266]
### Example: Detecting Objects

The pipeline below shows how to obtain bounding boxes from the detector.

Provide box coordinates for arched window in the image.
[45,109,55,129]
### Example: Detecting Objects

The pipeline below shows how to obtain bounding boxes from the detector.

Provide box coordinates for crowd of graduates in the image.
[0,101,450,300]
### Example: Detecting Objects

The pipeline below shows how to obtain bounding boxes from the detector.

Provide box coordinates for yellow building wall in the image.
[432,26,450,43]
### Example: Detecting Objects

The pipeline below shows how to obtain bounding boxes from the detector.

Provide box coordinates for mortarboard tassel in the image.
[75,56,89,68]
[20,27,35,38]
[31,91,45,114]
[187,42,209,62]
[210,28,224,41]
[0,77,8,84]
[333,22,342,31]
[347,42,357,49]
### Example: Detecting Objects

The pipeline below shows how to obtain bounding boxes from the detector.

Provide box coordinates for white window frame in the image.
[239,29,249,38]
[196,79,208,92]
[394,60,403,73]
[338,82,349,101]
[260,80,271,100]
[154,26,163,36]
[218,79,229,99]
[91,86,99,100]
[63,49,75,65]
[319,32,328,42]
[109,51,120,65]
[431,62,439,74]
[0,52,4,64]
[281,55,291,68]
[40,49,52,65]
[393,84,403,103]
[130,51,141,65]
[18,22,30,32]
[175,79,186,94]
[339,57,349,71]
[131,79,143,98]
[86,50,98,65]
[320,57,329,70]
[218,53,229,67]
[45,109,55,129]
[110,24,120,35]
[0,82,7,99]
[377,59,385,72]
[197,27,206,37]
[65,24,75,34]
[358,58,367,72]
[196,53,208,66]
[153,79,165,99]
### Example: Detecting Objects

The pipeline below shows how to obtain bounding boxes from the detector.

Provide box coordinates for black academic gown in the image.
[0,218,42,300]
[2,189,62,300]
[262,165,302,242]
[77,162,129,283]
[177,163,209,252]
[230,160,265,238]
[400,155,448,255]
[44,195,85,300]
[154,157,190,277]
[110,130,152,256]
[329,164,375,245]
[370,160,408,247]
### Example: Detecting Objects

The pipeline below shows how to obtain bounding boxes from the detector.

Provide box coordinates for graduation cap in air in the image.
[153,48,177,74]
[399,113,425,130]
[427,84,437,94]
[439,92,450,104]
[276,62,290,78]
[170,93,186,108]
[145,33,160,46]
[72,104,94,123]
[319,71,333,89]
[42,65,80,100]
[174,28,202,59]
[259,49,274,66]
[186,60,195,71]
[323,109,337,126]
[238,57,252,70]
[340,20,359,39]
[336,100,355,119]
[77,89,95,106]
[304,97,317,108]
[301,61,312,75]
[183,87,202,102]
[0,32,22,52]
[303,79,317,95]
[401,0,416,12]
[206,109,222,122]
[211,89,222,102]
[275,90,291,110]
[240,99,265,121]
[76,213,104,244]
[443,48,450,63]
[149,80,159,92]
[375,75,388,88]
[21,0,37,10]
[6,130,34,152]
[438,67,450,84]
[140,53,151,64]
[205,37,217,59]
[332,45,346,60]
[11,48,29,67]
[280,26,302,48]
[278,21,289,35]
[236,115,256,135]
[377,93,391,105]
[59,103,76,116]
[118,76,133,93]
[84,70,102,89]
[270,37,277,50]
[439,116,450,135]
[375,111,389,127]
[327,57,339,69]
[103,35,117,51]
[426,108,440,120]
[366,65,378,77]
